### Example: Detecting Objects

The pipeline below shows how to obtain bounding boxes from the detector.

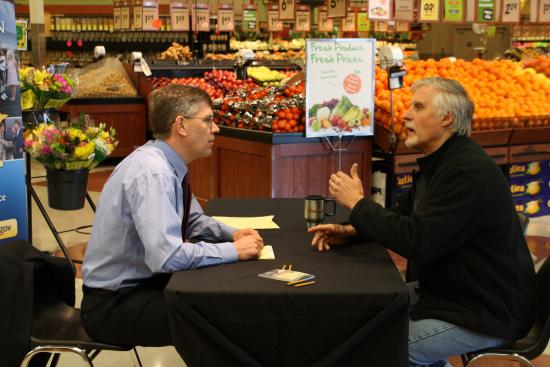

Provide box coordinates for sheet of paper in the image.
[259,245,275,260]
[212,215,280,229]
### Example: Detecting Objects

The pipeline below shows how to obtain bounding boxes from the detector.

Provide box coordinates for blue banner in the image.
[0,0,27,245]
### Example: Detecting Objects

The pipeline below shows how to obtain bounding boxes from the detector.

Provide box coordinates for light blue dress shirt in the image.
[83,140,238,291]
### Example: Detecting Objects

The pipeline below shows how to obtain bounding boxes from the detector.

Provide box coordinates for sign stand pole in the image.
[323,135,356,171]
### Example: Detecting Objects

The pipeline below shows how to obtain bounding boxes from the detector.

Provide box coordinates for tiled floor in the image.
[28,159,550,367]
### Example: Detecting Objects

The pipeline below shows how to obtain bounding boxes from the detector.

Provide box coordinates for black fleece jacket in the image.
[350,134,535,339]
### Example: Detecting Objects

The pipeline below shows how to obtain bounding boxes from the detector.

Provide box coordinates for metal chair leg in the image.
[20,345,93,367]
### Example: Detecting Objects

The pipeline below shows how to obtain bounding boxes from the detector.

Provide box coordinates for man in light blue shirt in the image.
[81,84,264,353]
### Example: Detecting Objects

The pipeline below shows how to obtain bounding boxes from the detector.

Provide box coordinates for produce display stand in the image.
[187,126,372,208]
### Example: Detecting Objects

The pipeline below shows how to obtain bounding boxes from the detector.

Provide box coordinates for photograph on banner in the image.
[368,0,392,20]
[0,0,27,244]
[15,19,27,50]
[305,39,375,138]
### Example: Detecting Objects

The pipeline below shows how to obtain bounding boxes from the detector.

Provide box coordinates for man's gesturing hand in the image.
[328,163,364,210]
[308,224,356,252]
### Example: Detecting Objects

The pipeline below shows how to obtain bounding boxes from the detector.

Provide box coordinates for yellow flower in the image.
[74,142,95,160]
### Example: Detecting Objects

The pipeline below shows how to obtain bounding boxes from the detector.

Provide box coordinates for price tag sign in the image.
[327,0,347,18]
[295,6,311,32]
[142,1,159,30]
[342,8,356,31]
[318,9,334,31]
[419,0,441,21]
[134,5,143,29]
[218,7,234,31]
[268,8,283,31]
[395,21,410,31]
[394,0,415,20]
[369,0,391,20]
[476,0,495,21]
[192,4,210,32]
[279,0,295,20]
[538,0,550,22]
[501,0,519,22]
[121,6,130,29]
[114,7,122,30]
[374,20,388,31]
[243,6,258,31]
[171,2,189,31]
[357,11,370,31]
[444,0,464,21]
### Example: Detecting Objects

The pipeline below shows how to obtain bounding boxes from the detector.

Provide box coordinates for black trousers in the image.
[81,274,173,347]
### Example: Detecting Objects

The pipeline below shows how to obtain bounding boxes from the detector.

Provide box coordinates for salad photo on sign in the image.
[305,39,375,137]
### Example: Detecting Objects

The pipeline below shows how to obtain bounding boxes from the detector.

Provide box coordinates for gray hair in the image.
[148,84,212,139]
[411,77,474,136]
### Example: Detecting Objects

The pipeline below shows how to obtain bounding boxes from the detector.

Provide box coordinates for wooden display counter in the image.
[188,127,373,207]
[60,97,146,158]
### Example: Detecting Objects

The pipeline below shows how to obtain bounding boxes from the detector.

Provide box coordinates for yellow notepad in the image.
[213,215,280,229]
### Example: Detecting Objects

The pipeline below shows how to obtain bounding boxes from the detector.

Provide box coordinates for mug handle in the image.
[324,198,336,216]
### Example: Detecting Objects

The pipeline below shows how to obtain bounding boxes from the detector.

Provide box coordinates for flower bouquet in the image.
[24,117,118,171]
[19,67,75,111]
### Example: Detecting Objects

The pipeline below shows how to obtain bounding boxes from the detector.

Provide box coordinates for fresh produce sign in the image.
[305,39,375,137]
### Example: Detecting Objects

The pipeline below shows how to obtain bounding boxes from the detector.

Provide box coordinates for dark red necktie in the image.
[181,173,192,242]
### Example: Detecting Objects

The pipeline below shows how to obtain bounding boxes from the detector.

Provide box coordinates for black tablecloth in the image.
[165,198,408,367]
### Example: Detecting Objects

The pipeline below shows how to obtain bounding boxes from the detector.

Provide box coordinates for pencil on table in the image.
[293,281,315,287]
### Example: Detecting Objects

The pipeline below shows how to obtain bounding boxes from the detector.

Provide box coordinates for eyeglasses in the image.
[183,115,216,129]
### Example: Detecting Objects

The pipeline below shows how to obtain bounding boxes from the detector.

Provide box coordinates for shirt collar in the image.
[152,139,188,179]
[416,133,462,175]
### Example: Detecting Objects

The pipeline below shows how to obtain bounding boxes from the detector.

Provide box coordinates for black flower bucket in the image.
[46,168,89,210]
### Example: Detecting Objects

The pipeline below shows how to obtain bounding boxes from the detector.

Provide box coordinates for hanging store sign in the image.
[327,0,347,18]
[170,1,189,31]
[142,0,159,30]
[501,0,520,22]
[218,5,234,31]
[192,3,210,32]
[120,2,130,29]
[305,38,375,138]
[279,0,295,20]
[133,0,143,29]
[295,5,311,32]
[357,10,370,31]
[243,5,258,31]
[395,20,410,31]
[476,0,496,22]
[394,0,415,20]
[342,8,356,31]
[419,0,441,21]
[466,0,475,21]
[443,0,464,21]
[374,20,389,31]
[114,2,122,30]
[538,0,550,22]
[369,0,391,20]
[268,6,283,31]
[0,0,28,245]
[318,8,334,31]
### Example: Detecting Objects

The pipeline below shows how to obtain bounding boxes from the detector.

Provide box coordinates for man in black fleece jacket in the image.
[308,77,536,367]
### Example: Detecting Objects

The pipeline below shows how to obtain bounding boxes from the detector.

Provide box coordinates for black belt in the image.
[83,285,117,296]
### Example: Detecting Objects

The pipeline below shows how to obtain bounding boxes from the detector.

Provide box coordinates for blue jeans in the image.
[407,282,508,367]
